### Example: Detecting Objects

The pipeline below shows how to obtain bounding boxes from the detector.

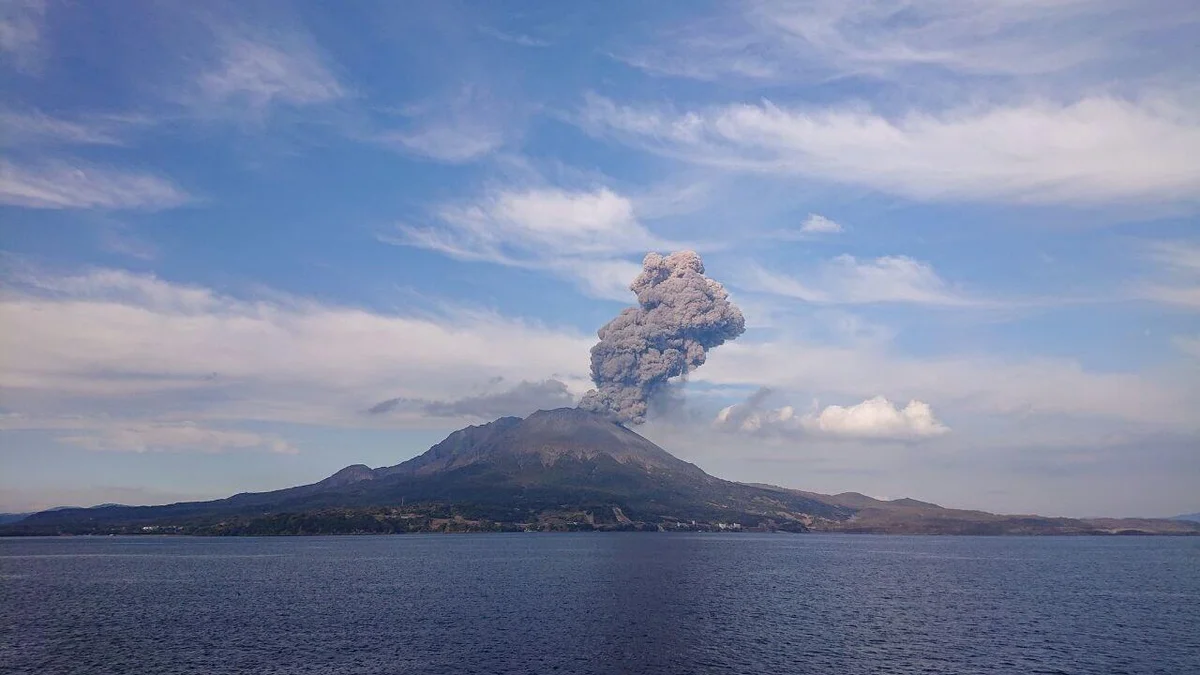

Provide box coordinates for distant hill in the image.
[754,485,1200,536]
[0,505,85,525]
[1172,512,1200,523]
[3,408,1198,537]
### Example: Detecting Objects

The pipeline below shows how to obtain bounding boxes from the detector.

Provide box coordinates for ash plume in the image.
[579,250,745,424]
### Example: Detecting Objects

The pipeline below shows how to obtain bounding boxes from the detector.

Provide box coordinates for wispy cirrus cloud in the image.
[741,255,980,307]
[745,0,1199,81]
[1174,335,1200,359]
[96,223,160,261]
[1138,240,1200,309]
[0,159,191,210]
[612,0,1199,85]
[580,93,1200,206]
[0,108,141,146]
[378,124,505,164]
[0,0,45,73]
[191,33,346,118]
[478,25,551,48]
[374,86,519,164]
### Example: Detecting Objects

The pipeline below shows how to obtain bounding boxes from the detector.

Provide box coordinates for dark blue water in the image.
[2,534,1197,674]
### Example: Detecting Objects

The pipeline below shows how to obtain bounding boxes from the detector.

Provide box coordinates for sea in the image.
[1,534,1197,675]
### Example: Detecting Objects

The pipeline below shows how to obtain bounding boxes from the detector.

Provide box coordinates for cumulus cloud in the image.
[0,265,592,428]
[59,422,297,455]
[0,160,191,210]
[715,392,949,440]
[580,94,1200,206]
[742,255,978,306]
[384,186,675,300]
[803,397,949,438]
[369,378,577,419]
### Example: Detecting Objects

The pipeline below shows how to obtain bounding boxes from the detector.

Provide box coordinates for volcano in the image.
[7,409,848,534]
[8,408,1199,536]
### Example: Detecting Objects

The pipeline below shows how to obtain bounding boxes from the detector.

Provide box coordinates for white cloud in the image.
[195,36,345,116]
[0,266,593,427]
[376,86,515,163]
[478,26,551,48]
[0,159,191,210]
[59,422,297,455]
[799,213,843,234]
[0,109,129,146]
[385,186,672,300]
[715,393,949,440]
[803,397,949,438]
[397,187,656,257]
[752,0,1196,79]
[96,224,159,261]
[379,125,505,164]
[696,339,1194,428]
[609,40,777,82]
[1143,285,1200,309]
[1174,335,1200,359]
[0,0,44,73]
[1147,240,1200,274]
[556,258,643,302]
[742,255,976,306]
[1138,240,1200,309]
[613,0,1198,84]
[580,94,1200,206]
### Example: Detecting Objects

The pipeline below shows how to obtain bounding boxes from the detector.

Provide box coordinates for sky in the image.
[1,0,1198,518]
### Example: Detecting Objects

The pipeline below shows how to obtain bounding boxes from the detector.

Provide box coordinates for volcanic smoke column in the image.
[579,251,746,424]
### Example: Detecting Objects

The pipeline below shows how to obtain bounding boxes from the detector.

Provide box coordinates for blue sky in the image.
[1,0,1198,517]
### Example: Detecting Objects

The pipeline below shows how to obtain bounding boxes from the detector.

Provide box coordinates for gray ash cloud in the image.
[368,379,575,419]
[579,251,745,424]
